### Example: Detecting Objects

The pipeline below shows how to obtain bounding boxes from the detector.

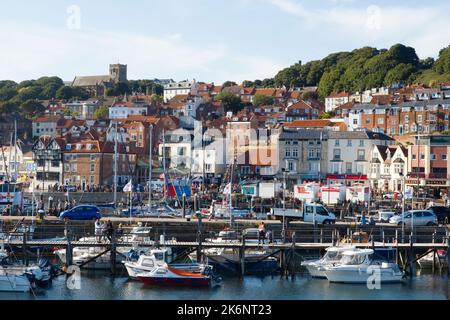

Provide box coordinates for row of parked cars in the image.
[377,206,450,226]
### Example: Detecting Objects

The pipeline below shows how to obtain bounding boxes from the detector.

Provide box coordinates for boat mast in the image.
[13,119,17,183]
[113,122,118,205]
[163,129,166,203]
[229,157,233,227]
[8,132,13,182]
[148,124,153,210]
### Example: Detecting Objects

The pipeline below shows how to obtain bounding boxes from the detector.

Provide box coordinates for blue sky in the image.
[1,0,449,84]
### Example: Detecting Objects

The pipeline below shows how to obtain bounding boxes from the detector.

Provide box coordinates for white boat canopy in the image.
[342,249,374,256]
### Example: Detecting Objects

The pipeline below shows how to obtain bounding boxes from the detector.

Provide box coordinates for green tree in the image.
[384,63,416,85]
[21,100,45,117]
[150,94,164,104]
[434,46,450,74]
[320,112,332,119]
[0,100,19,115]
[56,86,74,100]
[93,105,109,119]
[0,87,18,101]
[253,94,274,107]
[302,91,319,101]
[107,82,130,96]
[242,80,254,88]
[17,86,42,101]
[223,81,237,88]
[41,83,62,99]
[215,91,243,113]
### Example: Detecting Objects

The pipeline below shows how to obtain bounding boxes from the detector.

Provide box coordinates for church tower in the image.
[109,64,127,83]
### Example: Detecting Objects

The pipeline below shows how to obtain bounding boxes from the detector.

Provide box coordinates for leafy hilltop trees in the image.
[273,44,450,99]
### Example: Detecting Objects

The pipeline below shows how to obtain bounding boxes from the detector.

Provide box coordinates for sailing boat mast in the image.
[113,122,118,205]
[8,132,13,182]
[229,157,234,227]
[13,119,17,183]
[148,124,153,210]
[163,129,167,203]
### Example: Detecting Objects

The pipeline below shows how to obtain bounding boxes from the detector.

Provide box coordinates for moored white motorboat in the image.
[0,261,54,292]
[417,250,447,269]
[324,249,404,284]
[136,264,221,287]
[301,246,356,278]
[123,248,206,280]
[54,225,156,270]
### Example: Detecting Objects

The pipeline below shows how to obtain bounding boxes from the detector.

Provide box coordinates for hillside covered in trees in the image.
[272,44,450,98]
[0,77,164,119]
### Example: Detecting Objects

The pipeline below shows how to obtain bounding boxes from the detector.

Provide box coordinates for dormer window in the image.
[76,144,82,150]
[66,144,72,150]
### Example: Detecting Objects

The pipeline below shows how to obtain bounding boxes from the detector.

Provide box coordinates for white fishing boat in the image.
[123,248,204,280]
[301,246,356,278]
[136,264,222,287]
[417,250,447,269]
[324,249,404,284]
[0,261,54,292]
[54,225,156,270]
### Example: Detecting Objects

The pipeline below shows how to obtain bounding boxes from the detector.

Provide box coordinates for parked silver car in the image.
[389,210,438,226]
[378,210,396,223]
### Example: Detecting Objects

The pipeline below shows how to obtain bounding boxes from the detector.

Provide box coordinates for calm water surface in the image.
[0,271,448,300]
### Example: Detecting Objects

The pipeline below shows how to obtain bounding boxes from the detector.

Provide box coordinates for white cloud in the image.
[0,22,283,84]
[266,0,307,17]
[265,0,450,59]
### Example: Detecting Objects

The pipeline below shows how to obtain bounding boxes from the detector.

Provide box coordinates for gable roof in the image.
[284,120,333,128]
[72,75,112,87]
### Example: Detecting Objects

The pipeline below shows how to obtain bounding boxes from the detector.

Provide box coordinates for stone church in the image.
[71,64,127,97]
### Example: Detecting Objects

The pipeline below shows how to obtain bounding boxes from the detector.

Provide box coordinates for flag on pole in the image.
[404,187,413,200]
[123,180,133,193]
[223,183,231,195]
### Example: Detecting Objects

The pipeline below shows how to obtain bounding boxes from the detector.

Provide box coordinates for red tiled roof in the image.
[255,88,276,97]
[328,92,349,98]
[284,120,333,128]
[34,116,61,123]
[288,100,313,110]
[370,95,394,105]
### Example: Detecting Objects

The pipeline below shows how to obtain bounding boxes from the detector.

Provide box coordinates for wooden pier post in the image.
[239,235,246,277]
[110,234,117,276]
[280,249,288,279]
[196,231,203,264]
[409,233,415,277]
[22,232,28,267]
[66,237,73,267]
[290,232,296,279]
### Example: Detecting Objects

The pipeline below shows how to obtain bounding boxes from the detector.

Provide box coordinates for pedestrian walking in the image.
[95,219,103,243]
[258,222,266,245]
[106,221,114,241]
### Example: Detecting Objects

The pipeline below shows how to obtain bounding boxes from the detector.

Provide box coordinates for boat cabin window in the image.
[340,254,372,265]
[153,252,165,261]
[141,259,155,268]
[323,251,342,260]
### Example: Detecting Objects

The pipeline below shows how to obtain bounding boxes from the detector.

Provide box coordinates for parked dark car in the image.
[427,206,450,224]
[59,205,102,221]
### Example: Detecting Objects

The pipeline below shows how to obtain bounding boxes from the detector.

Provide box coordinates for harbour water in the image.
[0,271,447,300]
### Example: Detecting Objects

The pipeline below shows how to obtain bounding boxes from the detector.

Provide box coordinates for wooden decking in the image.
[2,239,448,250]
